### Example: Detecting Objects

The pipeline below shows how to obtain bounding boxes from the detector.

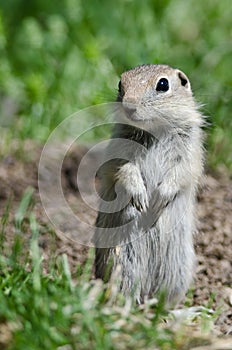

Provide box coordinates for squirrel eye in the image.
[156,78,169,92]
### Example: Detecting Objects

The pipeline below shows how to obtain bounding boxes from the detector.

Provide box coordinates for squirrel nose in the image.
[122,103,137,117]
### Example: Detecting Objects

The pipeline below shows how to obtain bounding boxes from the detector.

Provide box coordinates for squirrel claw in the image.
[131,191,149,213]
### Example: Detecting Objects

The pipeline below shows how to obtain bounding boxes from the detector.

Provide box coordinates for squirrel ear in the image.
[177,70,191,90]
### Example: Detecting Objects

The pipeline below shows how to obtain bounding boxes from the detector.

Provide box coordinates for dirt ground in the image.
[0,142,231,336]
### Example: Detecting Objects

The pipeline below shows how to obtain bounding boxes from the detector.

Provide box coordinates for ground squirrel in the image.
[93,64,204,304]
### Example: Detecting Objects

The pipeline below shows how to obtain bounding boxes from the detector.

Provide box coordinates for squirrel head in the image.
[117,64,201,128]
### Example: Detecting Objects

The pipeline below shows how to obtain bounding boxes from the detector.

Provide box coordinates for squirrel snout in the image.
[122,102,137,118]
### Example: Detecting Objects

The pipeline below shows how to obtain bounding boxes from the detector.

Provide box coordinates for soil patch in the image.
[0,143,231,335]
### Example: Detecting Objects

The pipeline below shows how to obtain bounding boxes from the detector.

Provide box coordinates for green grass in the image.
[0,190,215,350]
[0,0,231,167]
[0,1,229,348]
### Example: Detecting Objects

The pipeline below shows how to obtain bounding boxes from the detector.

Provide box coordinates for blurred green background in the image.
[0,0,231,168]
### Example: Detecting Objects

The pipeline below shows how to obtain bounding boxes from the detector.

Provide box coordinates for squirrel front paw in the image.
[130,186,149,212]
[115,163,148,212]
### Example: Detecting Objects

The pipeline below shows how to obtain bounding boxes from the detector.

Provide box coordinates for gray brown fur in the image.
[94,64,204,304]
